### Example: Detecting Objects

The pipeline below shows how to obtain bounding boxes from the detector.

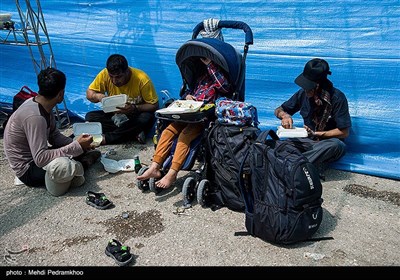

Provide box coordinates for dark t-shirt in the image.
[280,87,351,131]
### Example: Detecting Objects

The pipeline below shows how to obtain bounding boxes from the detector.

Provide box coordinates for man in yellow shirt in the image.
[85,54,159,144]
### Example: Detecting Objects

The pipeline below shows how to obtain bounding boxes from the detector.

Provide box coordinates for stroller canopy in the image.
[175,38,243,99]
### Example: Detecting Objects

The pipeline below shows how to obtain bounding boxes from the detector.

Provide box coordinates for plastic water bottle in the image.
[134,155,142,174]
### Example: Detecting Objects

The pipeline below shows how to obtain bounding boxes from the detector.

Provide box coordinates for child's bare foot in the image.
[137,162,162,181]
[155,169,178,189]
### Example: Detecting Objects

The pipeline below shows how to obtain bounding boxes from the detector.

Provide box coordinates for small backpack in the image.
[205,121,259,212]
[215,97,259,127]
[239,130,328,245]
[2,86,38,128]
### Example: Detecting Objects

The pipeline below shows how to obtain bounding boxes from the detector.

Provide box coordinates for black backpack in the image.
[205,121,260,212]
[239,130,327,245]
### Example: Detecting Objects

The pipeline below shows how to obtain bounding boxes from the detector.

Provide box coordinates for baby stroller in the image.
[136,20,253,206]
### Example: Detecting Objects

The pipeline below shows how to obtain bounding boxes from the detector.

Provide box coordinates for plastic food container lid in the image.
[101,94,127,113]
[276,126,308,138]
[156,100,203,114]
[73,122,103,146]
[73,122,102,135]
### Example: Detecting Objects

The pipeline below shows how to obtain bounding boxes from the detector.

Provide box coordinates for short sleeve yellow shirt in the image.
[89,67,158,105]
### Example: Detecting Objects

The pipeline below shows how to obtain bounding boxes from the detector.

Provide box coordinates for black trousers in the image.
[280,137,346,172]
[19,161,46,187]
[85,110,155,144]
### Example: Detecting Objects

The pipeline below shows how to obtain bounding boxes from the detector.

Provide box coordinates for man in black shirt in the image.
[274,58,351,178]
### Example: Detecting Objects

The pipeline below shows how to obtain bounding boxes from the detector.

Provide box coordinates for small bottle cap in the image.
[122,212,129,219]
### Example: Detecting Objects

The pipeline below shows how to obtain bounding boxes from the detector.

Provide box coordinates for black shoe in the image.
[78,150,101,170]
[136,131,146,144]
[314,163,327,182]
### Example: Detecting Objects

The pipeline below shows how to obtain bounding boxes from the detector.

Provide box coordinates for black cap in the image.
[295,58,332,90]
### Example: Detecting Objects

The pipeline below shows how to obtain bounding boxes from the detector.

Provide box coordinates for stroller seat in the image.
[136,106,211,194]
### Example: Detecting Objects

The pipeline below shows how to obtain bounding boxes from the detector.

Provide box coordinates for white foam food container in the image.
[101,94,128,113]
[73,122,103,147]
[156,100,203,114]
[276,126,308,138]
[100,156,135,173]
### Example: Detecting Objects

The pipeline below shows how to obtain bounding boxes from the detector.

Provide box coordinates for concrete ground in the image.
[0,124,399,275]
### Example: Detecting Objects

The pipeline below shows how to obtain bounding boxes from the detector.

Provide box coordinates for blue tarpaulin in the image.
[1,1,399,180]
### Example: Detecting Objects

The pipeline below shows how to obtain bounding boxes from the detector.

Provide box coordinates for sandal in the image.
[85,191,113,210]
[105,239,133,266]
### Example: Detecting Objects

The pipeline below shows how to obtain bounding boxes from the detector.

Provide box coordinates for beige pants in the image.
[43,157,85,196]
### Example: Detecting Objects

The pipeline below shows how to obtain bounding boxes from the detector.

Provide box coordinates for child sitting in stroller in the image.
[137,57,232,189]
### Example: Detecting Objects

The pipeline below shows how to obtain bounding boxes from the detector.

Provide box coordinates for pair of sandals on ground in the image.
[85,195,132,266]
[87,197,134,266]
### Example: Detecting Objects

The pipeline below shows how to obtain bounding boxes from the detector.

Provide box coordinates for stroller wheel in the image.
[148,177,163,194]
[136,167,149,192]
[197,179,211,207]
[182,177,196,208]
[149,177,156,192]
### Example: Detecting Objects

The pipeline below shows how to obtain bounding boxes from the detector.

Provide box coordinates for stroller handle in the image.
[192,20,253,45]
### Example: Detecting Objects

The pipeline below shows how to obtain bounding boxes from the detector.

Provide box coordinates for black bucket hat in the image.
[295,58,332,90]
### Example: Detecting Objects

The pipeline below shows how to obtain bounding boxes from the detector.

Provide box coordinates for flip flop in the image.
[105,239,133,266]
[85,191,113,210]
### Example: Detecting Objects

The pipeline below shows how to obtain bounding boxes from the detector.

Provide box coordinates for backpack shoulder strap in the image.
[238,149,252,211]
[256,129,279,143]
